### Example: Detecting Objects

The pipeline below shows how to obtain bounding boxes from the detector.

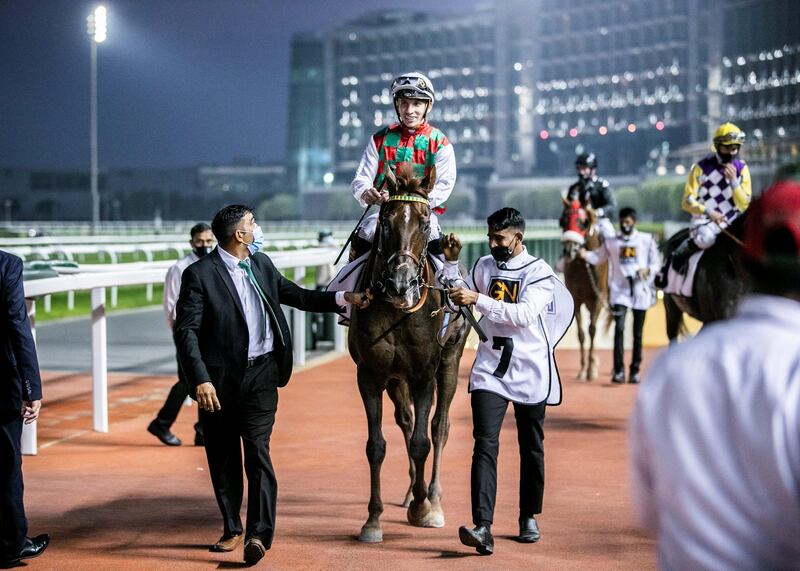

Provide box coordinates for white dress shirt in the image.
[630,294,800,570]
[217,247,273,358]
[163,251,199,330]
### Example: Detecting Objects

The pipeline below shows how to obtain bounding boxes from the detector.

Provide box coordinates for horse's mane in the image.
[389,163,432,200]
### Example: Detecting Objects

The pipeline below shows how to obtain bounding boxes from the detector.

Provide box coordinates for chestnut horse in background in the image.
[559,199,608,380]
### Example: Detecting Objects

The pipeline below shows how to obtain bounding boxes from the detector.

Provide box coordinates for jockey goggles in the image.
[391,74,435,101]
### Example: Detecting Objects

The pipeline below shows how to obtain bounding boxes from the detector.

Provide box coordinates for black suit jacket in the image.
[0,251,42,412]
[173,248,340,396]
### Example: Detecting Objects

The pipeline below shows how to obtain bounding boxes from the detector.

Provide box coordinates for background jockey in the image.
[350,72,456,259]
[656,122,752,283]
[563,152,616,240]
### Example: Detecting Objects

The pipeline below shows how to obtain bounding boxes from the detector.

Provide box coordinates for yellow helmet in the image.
[713,122,746,149]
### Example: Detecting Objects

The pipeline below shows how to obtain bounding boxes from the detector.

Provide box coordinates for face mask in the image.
[718,152,733,164]
[490,239,517,263]
[193,245,213,258]
[620,223,633,235]
[243,224,264,256]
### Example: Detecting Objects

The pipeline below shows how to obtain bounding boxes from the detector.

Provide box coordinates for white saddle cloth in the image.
[664,250,703,297]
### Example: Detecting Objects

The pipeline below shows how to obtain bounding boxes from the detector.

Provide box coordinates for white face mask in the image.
[241,224,263,256]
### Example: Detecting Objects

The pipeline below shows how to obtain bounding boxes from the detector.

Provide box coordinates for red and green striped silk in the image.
[372,123,449,191]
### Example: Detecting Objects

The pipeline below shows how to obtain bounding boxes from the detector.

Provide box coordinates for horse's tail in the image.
[663,293,687,342]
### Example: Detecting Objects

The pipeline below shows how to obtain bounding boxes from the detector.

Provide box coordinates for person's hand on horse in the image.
[709,210,726,224]
[723,163,738,182]
[441,233,462,261]
[448,286,478,306]
[362,187,389,206]
[346,290,372,308]
[196,382,221,412]
[577,247,587,259]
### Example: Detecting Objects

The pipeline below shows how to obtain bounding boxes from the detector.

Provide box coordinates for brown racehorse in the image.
[349,164,468,543]
[560,199,608,380]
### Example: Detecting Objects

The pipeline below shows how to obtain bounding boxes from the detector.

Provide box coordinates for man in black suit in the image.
[173,205,368,566]
[0,251,49,569]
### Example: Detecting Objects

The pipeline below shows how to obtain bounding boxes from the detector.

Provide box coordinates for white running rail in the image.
[21,247,346,455]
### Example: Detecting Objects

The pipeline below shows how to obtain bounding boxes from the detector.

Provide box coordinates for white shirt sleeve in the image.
[352,139,379,208]
[583,244,609,266]
[629,394,658,533]
[429,143,456,209]
[474,276,555,329]
[646,236,660,283]
[163,263,182,330]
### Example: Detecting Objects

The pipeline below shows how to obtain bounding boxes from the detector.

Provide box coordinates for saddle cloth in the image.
[663,250,703,297]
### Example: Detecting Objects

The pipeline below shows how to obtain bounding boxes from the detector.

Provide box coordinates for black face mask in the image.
[193,245,212,258]
[491,239,517,263]
[718,152,733,164]
[620,223,634,235]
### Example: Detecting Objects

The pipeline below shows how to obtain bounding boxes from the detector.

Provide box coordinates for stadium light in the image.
[86,5,107,234]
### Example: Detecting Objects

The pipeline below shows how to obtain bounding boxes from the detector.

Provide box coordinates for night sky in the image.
[0,0,480,169]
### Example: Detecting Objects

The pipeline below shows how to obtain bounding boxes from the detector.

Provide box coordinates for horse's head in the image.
[375,163,433,310]
[560,197,596,261]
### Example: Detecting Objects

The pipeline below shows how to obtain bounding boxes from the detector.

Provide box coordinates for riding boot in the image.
[348,235,373,263]
[670,238,702,275]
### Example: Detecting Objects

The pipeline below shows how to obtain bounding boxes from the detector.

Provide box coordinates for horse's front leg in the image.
[587,300,601,380]
[357,368,387,542]
[387,379,415,508]
[575,309,588,380]
[426,348,461,528]
[406,375,436,527]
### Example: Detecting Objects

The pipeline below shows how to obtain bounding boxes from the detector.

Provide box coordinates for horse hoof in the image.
[577,370,587,381]
[401,492,413,509]
[358,525,383,543]
[407,499,436,527]
[421,510,445,528]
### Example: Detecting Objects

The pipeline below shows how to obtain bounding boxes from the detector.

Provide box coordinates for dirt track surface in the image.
[23,348,657,570]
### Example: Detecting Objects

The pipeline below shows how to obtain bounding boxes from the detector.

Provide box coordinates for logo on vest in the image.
[619,245,637,263]
[489,278,520,303]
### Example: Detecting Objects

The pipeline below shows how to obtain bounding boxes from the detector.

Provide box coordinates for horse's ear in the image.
[384,165,398,194]
[421,166,436,196]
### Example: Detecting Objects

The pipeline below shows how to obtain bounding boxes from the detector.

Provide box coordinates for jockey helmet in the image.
[713,122,746,149]
[743,179,800,268]
[575,152,597,169]
[391,72,435,102]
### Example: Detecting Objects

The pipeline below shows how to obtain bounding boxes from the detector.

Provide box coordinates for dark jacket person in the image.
[172,205,366,565]
[1,251,49,568]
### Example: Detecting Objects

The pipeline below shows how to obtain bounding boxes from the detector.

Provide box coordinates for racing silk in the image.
[565,177,616,221]
[443,248,574,405]
[682,155,751,220]
[352,122,456,215]
[583,230,660,310]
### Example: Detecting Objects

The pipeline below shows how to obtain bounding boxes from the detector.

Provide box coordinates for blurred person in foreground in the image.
[630,179,800,569]
[146,223,214,447]
[0,251,49,568]
[173,205,369,565]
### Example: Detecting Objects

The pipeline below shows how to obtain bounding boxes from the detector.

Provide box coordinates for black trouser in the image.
[152,354,201,435]
[612,304,646,376]
[200,355,279,547]
[470,390,546,527]
[0,410,26,561]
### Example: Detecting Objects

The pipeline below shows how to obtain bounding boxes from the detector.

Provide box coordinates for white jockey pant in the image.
[597,217,615,240]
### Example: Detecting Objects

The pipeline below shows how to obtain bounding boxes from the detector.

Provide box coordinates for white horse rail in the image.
[21,247,346,456]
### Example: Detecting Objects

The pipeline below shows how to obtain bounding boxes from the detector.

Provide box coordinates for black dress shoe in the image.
[612,372,625,384]
[147,420,181,446]
[458,525,493,555]
[20,534,50,560]
[243,538,266,565]
[518,517,540,543]
[194,431,204,446]
[628,372,640,384]
[0,558,21,569]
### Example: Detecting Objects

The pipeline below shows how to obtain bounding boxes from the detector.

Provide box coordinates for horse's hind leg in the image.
[357,370,387,542]
[387,379,415,508]
[575,309,588,380]
[426,340,464,528]
[407,377,436,527]
[587,301,601,380]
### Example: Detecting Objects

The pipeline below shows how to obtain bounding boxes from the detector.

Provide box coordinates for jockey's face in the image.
[718,144,740,157]
[576,166,594,179]
[396,97,430,129]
